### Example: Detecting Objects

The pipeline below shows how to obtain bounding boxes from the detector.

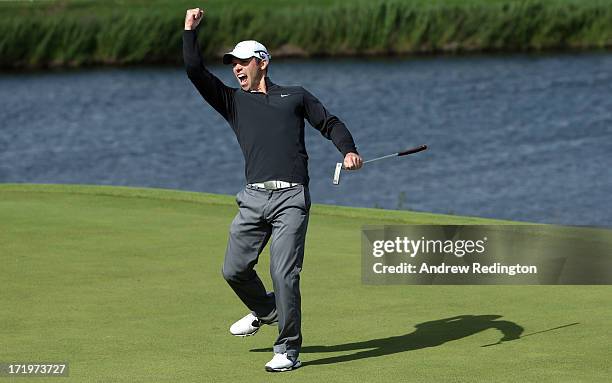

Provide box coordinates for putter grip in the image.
[398,145,428,156]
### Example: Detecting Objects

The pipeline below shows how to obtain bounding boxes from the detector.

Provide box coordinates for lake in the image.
[1,53,611,226]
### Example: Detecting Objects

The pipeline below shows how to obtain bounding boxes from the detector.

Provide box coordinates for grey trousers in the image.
[222,184,310,358]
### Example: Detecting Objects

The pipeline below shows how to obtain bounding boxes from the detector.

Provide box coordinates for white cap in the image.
[222,40,271,65]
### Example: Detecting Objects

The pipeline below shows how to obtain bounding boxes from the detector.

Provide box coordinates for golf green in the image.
[1,184,609,382]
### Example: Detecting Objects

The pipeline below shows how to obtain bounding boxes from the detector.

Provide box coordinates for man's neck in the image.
[250,76,268,94]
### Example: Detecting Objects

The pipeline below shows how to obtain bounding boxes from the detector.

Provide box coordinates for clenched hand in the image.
[343,152,363,170]
[184,8,204,30]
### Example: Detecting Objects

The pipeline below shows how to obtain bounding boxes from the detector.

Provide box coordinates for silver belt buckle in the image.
[263,181,278,190]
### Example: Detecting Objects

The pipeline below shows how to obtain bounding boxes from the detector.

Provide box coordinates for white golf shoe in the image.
[264,353,302,372]
[229,313,261,337]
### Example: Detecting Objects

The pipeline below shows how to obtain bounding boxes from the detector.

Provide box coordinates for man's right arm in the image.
[183,8,234,122]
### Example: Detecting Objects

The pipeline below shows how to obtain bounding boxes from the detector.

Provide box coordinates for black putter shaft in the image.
[333,144,427,185]
[349,144,428,168]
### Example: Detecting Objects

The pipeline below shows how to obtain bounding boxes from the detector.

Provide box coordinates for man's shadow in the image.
[250,314,523,366]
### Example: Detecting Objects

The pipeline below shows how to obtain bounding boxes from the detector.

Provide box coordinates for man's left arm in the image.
[302,89,363,170]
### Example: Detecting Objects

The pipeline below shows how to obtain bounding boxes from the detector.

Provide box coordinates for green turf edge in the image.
[0,183,520,225]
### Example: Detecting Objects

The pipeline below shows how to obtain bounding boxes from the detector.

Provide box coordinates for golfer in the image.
[183,8,362,372]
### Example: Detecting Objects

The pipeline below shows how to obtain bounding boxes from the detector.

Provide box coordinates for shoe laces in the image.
[273,353,295,363]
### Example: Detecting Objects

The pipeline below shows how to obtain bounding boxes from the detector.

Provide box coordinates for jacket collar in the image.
[264,77,278,90]
[246,77,277,94]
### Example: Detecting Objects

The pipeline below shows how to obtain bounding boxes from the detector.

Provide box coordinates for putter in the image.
[333,144,428,185]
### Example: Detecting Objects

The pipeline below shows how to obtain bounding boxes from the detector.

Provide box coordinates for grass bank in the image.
[1,183,610,382]
[1,0,611,69]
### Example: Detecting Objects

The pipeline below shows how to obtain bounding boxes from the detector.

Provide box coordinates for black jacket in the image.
[183,30,358,185]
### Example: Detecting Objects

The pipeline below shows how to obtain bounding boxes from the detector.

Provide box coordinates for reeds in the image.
[1,0,610,69]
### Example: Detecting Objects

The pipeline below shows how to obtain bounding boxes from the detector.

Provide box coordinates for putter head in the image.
[332,162,343,185]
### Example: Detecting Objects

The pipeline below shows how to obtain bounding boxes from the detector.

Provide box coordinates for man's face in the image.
[232,57,266,91]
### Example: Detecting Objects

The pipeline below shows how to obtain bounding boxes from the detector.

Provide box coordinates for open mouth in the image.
[237,74,248,86]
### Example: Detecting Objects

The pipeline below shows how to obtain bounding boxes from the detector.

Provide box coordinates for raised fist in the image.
[184,8,204,30]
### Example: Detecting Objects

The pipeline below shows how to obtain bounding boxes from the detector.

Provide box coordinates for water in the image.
[1,54,611,226]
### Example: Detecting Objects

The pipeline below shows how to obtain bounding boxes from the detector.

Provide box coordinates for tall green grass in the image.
[1,0,611,68]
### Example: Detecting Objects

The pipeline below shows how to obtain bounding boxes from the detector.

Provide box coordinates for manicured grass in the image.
[0,184,609,382]
[1,0,611,68]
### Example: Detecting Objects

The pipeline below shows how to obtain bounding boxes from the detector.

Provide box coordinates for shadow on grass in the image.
[251,314,524,366]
